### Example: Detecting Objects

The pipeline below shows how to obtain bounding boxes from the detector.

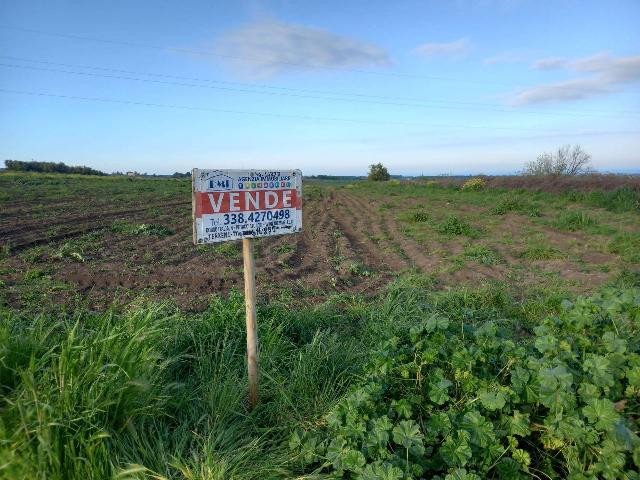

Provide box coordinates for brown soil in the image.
[0,184,630,311]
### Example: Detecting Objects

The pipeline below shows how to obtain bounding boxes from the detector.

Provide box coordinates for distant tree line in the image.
[306,174,363,180]
[4,160,105,176]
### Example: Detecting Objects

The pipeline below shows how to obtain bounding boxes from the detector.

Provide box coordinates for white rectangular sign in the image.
[192,169,302,243]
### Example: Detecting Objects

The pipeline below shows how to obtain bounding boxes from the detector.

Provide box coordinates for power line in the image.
[2,56,638,119]
[0,24,521,86]
[3,88,639,137]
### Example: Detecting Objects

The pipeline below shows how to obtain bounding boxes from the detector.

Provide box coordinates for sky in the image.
[0,0,639,175]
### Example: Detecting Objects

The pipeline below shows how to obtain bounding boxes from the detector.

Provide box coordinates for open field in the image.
[1,173,638,311]
[1,172,640,479]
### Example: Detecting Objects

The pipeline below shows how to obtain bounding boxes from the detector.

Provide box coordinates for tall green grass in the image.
[0,293,366,479]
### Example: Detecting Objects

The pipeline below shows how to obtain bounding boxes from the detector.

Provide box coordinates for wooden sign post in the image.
[192,169,302,408]
[242,238,258,407]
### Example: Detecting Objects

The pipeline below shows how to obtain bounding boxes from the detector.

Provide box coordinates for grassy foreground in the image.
[1,273,640,479]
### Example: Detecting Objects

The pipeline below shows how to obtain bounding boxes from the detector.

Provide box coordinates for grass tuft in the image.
[553,210,597,231]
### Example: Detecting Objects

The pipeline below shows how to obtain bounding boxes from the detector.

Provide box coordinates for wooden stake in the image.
[242,238,258,408]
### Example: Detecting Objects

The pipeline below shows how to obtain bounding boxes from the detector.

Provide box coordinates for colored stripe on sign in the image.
[194,189,301,217]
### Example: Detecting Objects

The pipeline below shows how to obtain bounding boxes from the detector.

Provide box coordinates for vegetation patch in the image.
[463,244,503,265]
[609,232,640,263]
[461,177,486,191]
[399,211,430,223]
[53,242,85,262]
[348,262,372,277]
[553,210,597,231]
[518,244,563,260]
[437,216,476,237]
[111,222,173,237]
[291,287,640,478]
[273,244,296,254]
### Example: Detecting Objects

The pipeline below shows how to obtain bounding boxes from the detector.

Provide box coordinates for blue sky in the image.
[1,0,639,175]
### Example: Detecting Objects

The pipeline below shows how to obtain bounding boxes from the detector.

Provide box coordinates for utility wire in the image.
[2,88,639,137]
[1,57,638,119]
[0,24,521,86]
[3,62,633,119]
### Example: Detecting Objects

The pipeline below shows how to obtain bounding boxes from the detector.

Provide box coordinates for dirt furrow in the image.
[339,192,410,272]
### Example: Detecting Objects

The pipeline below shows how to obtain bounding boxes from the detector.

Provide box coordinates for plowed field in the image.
[1,173,638,310]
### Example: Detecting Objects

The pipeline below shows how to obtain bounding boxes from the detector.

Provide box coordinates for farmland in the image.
[1,172,640,479]
[1,173,638,311]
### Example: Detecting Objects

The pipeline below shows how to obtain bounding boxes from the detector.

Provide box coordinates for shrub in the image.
[368,163,391,182]
[461,177,486,191]
[524,144,593,176]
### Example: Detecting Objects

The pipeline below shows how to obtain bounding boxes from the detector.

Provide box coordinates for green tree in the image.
[368,163,390,181]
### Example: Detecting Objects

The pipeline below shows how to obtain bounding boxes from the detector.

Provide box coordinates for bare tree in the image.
[524,144,593,176]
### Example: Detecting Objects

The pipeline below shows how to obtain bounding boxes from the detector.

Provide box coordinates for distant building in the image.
[126,171,136,176]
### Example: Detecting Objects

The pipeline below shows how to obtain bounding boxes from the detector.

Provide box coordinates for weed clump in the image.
[437,216,475,236]
[53,242,85,262]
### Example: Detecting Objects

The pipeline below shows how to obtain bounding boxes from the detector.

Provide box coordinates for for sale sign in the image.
[192,169,302,244]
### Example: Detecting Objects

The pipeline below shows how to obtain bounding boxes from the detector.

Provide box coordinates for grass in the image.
[462,244,502,265]
[272,244,295,254]
[398,211,430,223]
[0,292,369,479]
[197,241,242,259]
[608,232,640,263]
[519,243,564,260]
[553,210,597,231]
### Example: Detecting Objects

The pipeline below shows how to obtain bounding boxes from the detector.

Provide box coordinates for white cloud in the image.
[414,37,471,59]
[511,78,613,105]
[532,57,568,70]
[512,53,640,105]
[216,20,390,77]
